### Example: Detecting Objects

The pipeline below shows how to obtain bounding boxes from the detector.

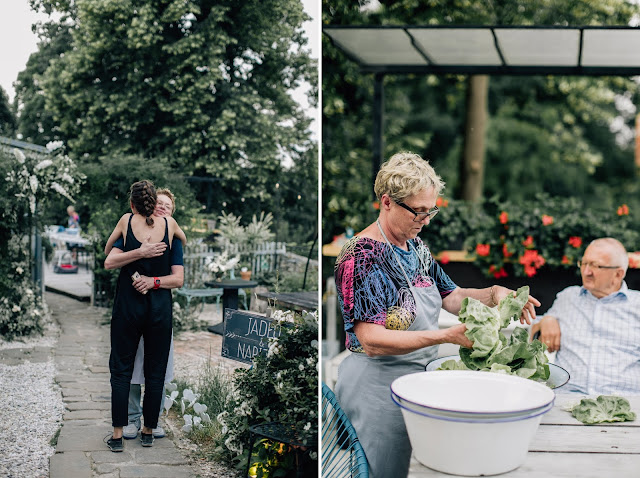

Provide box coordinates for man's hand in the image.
[533,316,561,352]
[139,236,167,258]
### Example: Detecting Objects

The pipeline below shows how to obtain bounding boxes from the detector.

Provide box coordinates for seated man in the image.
[531,237,640,395]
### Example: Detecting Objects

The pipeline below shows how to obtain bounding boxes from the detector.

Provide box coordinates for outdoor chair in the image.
[321,383,369,478]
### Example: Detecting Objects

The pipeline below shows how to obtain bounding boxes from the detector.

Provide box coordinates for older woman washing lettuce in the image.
[333,152,540,478]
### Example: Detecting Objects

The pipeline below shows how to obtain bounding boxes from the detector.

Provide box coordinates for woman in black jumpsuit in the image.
[107,180,174,450]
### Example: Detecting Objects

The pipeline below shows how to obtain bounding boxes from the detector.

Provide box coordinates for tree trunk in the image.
[460,75,489,202]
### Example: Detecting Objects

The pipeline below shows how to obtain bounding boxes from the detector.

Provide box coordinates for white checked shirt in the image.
[542,282,640,395]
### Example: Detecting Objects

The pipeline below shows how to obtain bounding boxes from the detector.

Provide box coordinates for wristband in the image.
[153,277,160,289]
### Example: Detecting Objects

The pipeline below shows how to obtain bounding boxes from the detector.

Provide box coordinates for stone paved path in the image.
[48,293,195,478]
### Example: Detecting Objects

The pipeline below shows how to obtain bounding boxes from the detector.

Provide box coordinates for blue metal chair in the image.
[322,383,369,478]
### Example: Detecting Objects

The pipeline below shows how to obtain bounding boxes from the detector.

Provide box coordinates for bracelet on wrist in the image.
[490,285,498,307]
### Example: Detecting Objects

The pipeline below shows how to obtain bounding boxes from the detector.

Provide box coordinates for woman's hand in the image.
[132,274,154,294]
[443,324,473,348]
[493,286,540,325]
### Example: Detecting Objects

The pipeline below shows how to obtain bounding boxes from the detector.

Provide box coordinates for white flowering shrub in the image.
[0,144,84,339]
[205,251,240,280]
[216,309,318,476]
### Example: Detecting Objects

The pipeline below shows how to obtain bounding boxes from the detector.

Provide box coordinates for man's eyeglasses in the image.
[577,260,620,270]
[395,201,439,222]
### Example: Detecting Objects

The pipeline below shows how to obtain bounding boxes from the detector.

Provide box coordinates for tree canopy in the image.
[0,87,16,137]
[15,0,317,243]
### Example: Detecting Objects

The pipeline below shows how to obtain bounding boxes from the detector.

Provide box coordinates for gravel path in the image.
[0,322,64,478]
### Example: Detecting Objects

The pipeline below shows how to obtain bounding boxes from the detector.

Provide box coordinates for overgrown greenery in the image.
[216,310,318,477]
[0,143,84,339]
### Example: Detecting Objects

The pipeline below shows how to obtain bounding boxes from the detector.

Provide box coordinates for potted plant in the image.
[240,262,252,280]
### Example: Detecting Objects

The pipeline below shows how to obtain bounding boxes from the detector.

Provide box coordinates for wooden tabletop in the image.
[254,291,318,311]
[408,394,640,477]
[204,279,258,289]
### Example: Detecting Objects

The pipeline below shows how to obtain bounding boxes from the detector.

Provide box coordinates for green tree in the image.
[13,16,73,146]
[37,0,316,214]
[0,87,16,137]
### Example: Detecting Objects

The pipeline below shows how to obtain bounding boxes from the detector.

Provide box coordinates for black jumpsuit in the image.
[109,215,172,429]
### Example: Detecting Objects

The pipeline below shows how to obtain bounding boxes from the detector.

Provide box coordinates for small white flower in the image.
[12,305,21,313]
[13,149,25,163]
[310,340,319,349]
[298,363,304,371]
[310,451,317,460]
[304,422,311,431]
[46,140,64,151]
[16,267,23,274]
[34,159,54,171]
[165,383,178,392]
[193,403,207,414]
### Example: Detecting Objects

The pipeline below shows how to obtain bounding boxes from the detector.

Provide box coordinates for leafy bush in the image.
[422,194,640,278]
[216,310,318,476]
[0,143,84,339]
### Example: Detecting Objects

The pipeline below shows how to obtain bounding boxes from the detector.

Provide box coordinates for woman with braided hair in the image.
[103,180,183,452]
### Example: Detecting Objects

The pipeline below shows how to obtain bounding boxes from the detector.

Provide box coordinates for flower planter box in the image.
[437,251,640,313]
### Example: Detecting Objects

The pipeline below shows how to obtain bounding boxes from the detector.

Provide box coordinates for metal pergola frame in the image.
[324,24,640,178]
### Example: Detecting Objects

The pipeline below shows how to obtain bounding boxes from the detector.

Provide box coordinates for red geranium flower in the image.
[617,204,629,216]
[519,249,546,269]
[373,201,380,210]
[502,243,513,258]
[522,236,534,248]
[499,212,508,224]
[568,236,582,248]
[476,244,491,257]
[542,215,554,226]
[443,199,449,207]
[524,265,537,277]
[561,255,570,265]
[439,252,450,265]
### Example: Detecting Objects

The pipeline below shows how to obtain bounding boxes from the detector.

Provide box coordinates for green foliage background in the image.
[13,0,317,247]
[322,0,640,254]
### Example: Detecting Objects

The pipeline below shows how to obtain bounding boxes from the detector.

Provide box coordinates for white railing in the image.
[183,242,289,286]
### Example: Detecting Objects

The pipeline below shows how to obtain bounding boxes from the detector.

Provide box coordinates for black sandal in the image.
[140,431,154,447]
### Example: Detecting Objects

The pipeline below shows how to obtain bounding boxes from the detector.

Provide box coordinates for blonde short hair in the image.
[374,151,445,201]
[156,188,176,215]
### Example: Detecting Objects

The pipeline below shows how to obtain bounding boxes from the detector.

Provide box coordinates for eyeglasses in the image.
[577,260,620,270]
[395,200,439,222]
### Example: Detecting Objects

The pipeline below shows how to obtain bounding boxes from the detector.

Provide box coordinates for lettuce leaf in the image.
[570,396,636,424]
[445,286,551,384]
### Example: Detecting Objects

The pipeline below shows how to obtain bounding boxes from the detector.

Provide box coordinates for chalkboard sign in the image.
[222,309,283,364]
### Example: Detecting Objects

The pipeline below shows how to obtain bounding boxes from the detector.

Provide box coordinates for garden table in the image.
[204,279,258,335]
[254,291,318,312]
[408,394,640,477]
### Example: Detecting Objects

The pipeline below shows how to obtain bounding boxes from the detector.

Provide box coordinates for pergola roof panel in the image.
[327,28,427,66]
[409,28,501,65]
[582,29,640,66]
[324,25,640,75]
[495,29,580,66]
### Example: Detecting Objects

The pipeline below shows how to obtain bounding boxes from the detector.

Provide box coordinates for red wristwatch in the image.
[153,277,160,289]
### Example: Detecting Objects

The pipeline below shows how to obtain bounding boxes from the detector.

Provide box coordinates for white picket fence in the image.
[183,241,289,287]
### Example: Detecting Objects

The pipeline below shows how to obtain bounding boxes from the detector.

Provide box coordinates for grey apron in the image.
[335,223,443,478]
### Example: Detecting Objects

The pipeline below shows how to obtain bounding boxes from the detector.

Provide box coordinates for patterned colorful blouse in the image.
[334,236,457,353]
